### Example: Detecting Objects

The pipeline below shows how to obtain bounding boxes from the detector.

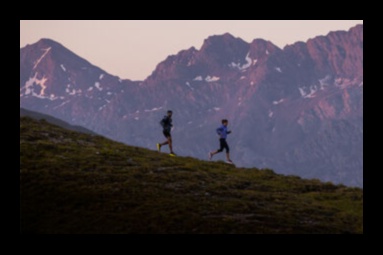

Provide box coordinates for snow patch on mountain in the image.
[98,99,112,111]
[205,76,220,82]
[193,76,203,81]
[229,52,252,70]
[33,47,51,69]
[334,78,356,89]
[299,86,317,99]
[185,82,194,90]
[319,75,331,90]
[298,75,334,98]
[242,53,252,69]
[144,106,163,112]
[99,74,104,80]
[273,99,285,105]
[95,82,102,91]
[275,67,282,73]
[53,100,70,110]
[237,97,243,106]
[65,87,76,96]
[60,64,66,72]
[22,73,49,98]
[193,75,220,82]
[65,84,82,96]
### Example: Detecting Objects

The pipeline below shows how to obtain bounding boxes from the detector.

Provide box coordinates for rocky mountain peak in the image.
[198,33,249,67]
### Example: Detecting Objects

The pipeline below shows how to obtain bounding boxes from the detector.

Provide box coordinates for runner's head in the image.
[167,110,173,117]
[222,119,228,126]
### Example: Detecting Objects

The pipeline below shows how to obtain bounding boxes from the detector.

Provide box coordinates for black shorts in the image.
[163,130,171,138]
[218,138,229,153]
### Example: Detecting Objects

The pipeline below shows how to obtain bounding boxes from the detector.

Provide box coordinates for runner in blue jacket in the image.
[209,119,233,164]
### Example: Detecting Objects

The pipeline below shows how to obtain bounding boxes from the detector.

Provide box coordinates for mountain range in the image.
[20,24,363,187]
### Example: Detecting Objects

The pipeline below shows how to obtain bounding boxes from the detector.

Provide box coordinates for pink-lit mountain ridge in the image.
[20,24,363,186]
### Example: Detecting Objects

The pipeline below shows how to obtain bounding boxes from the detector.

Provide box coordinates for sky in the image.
[20,20,363,81]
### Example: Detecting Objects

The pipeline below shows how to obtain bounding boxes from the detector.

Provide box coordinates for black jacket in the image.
[160,116,173,132]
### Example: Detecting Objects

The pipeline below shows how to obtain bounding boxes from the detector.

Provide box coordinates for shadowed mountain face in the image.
[20,25,363,187]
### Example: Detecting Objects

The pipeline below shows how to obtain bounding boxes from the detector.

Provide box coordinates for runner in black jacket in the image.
[157,110,176,156]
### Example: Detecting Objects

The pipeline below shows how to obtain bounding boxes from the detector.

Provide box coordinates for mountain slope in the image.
[20,116,363,234]
[20,107,96,135]
[20,25,363,187]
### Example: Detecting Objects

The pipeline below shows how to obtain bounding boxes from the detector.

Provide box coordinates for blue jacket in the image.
[216,125,231,139]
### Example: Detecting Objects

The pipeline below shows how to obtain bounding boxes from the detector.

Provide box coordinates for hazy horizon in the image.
[20,20,363,81]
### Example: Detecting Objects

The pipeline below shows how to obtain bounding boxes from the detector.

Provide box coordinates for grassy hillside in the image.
[20,107,96,135]
[20,117,363,234]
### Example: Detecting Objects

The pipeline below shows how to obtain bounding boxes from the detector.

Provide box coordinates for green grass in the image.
[20,117,363,234]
